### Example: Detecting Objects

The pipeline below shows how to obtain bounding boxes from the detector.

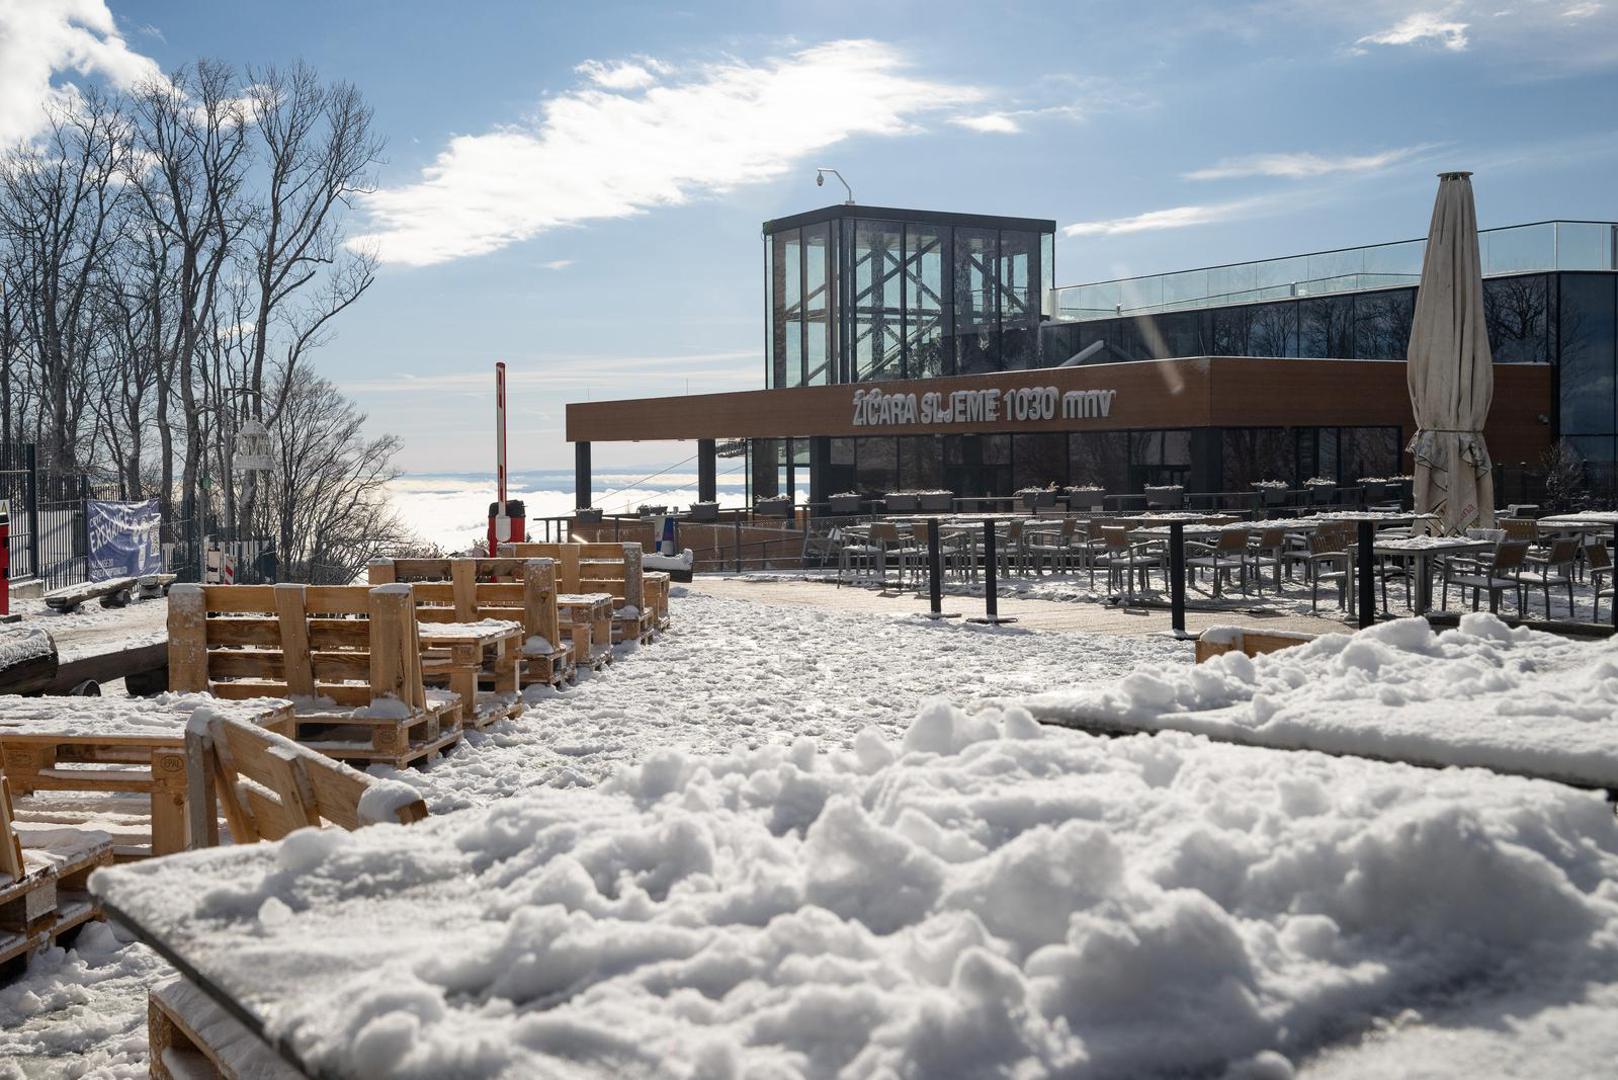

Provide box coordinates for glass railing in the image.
[1055,221,1616,321]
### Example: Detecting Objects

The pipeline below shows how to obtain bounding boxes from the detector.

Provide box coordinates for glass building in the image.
[764,205,1057,387]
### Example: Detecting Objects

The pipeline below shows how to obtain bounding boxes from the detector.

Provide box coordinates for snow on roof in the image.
[1028,613,1618,790]
[91,702,1618,1078]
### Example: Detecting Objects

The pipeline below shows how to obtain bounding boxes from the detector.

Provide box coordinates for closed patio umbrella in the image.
[1407,171,1495,535]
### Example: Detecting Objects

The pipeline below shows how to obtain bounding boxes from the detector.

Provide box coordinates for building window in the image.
[1484,274,1551,365]
[851,220,903,381]
[954,228,999,374]
[804,222,832,385]
[904,225,951,378]
[1246,302,1298,358]
[1352,289,1414,360]
[1299,296,1354,358]
[1559,273,1617,439]
[1011,433,1068,490]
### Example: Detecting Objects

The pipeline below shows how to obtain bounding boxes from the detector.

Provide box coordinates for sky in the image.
[4,0,1617,480]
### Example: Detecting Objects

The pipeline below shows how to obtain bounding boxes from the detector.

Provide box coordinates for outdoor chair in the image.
[1585,540,1613,607]
[996,519,1030,578]
[841,523,922,589]
[1186,528,1250,598]
[1441,539,1528,615]
[1516,536,1581,619]
[1245,526,1289,594]
[1094,525,1158,601]
[1304,525,1353,614]
[1024,518,1080,576]
[1499,517,1537,544]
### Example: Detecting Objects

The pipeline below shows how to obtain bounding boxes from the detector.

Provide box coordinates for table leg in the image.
[451,645,478,719]
[1416,554,1432,615]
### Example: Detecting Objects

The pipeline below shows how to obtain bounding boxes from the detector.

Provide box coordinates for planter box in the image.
[917,492,954,512]
[1308,486,1336,505]
[1065,489,1105,511]
[575,508,603,524]
[755,500,793,519]
[687,502,719,522]
[884,493,920,513]
[1256,488,1290,507]
[1144,487,1184,511]
[1020,491,1057,510]
[828,494,864,515]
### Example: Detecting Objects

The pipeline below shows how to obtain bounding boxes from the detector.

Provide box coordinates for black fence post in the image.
[1169,521,1187,635]
[1358,519,1376,629]
[734,517,742,575]
[927,519,943,616]
[25,443,39,582]
[970,518,1015,624]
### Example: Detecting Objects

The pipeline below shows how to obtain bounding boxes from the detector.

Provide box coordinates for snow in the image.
[0,624,54,669]
[88,707,1618,1080]
[355,780,428,826]
[370,590,1186,812]
[1,693,289,739]
[521,635,557,656]
[644,549,694,573]
[1026,613,1618,789]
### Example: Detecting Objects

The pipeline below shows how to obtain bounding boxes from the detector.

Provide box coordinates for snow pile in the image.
[1027,614,1618,789]
[644,549,693,573]
[0,624,54,669]
[92,708,1618,1079]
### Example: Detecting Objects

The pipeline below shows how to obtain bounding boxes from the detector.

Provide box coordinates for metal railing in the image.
[1054,220,1618,322]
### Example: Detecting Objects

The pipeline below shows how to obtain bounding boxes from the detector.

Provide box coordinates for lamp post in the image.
[815,168,854,205]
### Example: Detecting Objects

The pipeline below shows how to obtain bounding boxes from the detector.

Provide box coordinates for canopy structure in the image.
[1407,172,1495,534]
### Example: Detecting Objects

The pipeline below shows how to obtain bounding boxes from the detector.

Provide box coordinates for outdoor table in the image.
[415,620,522,721]
[0,696,294,857]
[1373,535,1494,615]
[1537,513,1618,536]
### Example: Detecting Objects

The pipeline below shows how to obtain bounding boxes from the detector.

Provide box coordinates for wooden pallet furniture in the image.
[1,769,112,978]
[168,583,463,770]
[184,710,429,848]
[416,621,523,729]
[0,697,295,860]
[501,541,655,644]
[146,713,429,1078]
[644,571,671,631]
[368,556,575,690]
[557,593,615,670]
[1194,627,1318,664]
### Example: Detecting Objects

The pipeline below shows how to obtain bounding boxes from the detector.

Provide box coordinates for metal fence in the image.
[2,442,103,591]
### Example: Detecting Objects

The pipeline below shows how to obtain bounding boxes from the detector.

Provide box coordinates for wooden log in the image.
[0,626,58,695]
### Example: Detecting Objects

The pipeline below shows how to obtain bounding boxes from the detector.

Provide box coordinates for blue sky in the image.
[11,1,1618,476]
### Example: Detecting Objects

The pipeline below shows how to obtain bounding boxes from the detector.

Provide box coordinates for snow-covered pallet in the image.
[1193,626,1317,663]
[149,975,300,1080]
[556,593,614,670]
[0,774,113,978]
[500,541,656,644]
[43,575,139,613]
[169,583,463,771]
[369,556,575,692]
[643,571,671,633]
[185,710,428,847]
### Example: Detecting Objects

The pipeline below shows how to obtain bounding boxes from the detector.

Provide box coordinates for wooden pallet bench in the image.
[169,583,462,771]
[501,541,656,644]
[0,697,294,860]
[44,575,139,613]
[146,712,428,1077]
[368,556,575,691]
[1,771,113,979]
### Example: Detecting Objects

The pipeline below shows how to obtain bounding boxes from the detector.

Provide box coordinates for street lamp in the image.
[815,168,854,205]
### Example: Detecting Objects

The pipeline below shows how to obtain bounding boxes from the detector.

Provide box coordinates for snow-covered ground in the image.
[3,593,168,664]
[377,589,1187,813]
[1027,613,1618,789]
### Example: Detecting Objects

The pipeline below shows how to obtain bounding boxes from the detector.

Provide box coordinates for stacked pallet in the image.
[0,773,112,977]
[369,556,575,692]
[501,541,657,645]
[168,583,463,770]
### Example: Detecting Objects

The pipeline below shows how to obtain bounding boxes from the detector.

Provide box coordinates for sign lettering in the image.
[851,386,1116,428]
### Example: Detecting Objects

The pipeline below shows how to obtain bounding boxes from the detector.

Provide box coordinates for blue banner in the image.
[87,499,161,581]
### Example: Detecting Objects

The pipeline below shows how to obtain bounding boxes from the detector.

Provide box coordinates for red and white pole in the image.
[487,362,525,553]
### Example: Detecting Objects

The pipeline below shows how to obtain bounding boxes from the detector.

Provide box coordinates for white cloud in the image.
[355,40,983,267]
[574,57,669,91]
[1185,145,1429,180]
[1062,198,1265,237]
[0,0,161,145]
[951,112,1021,134]
[1356,10,1471,51]
[1563,2,1601,17]
[540,258,573,271]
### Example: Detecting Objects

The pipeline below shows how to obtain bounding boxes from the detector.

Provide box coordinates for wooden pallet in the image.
[290,698,463,770]
[557,593,614,670]
[1,775,113,979]
[149,976,300,1079]
[369,556,576,693]
[644,571,672,633]
[1194,627,1318,664]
